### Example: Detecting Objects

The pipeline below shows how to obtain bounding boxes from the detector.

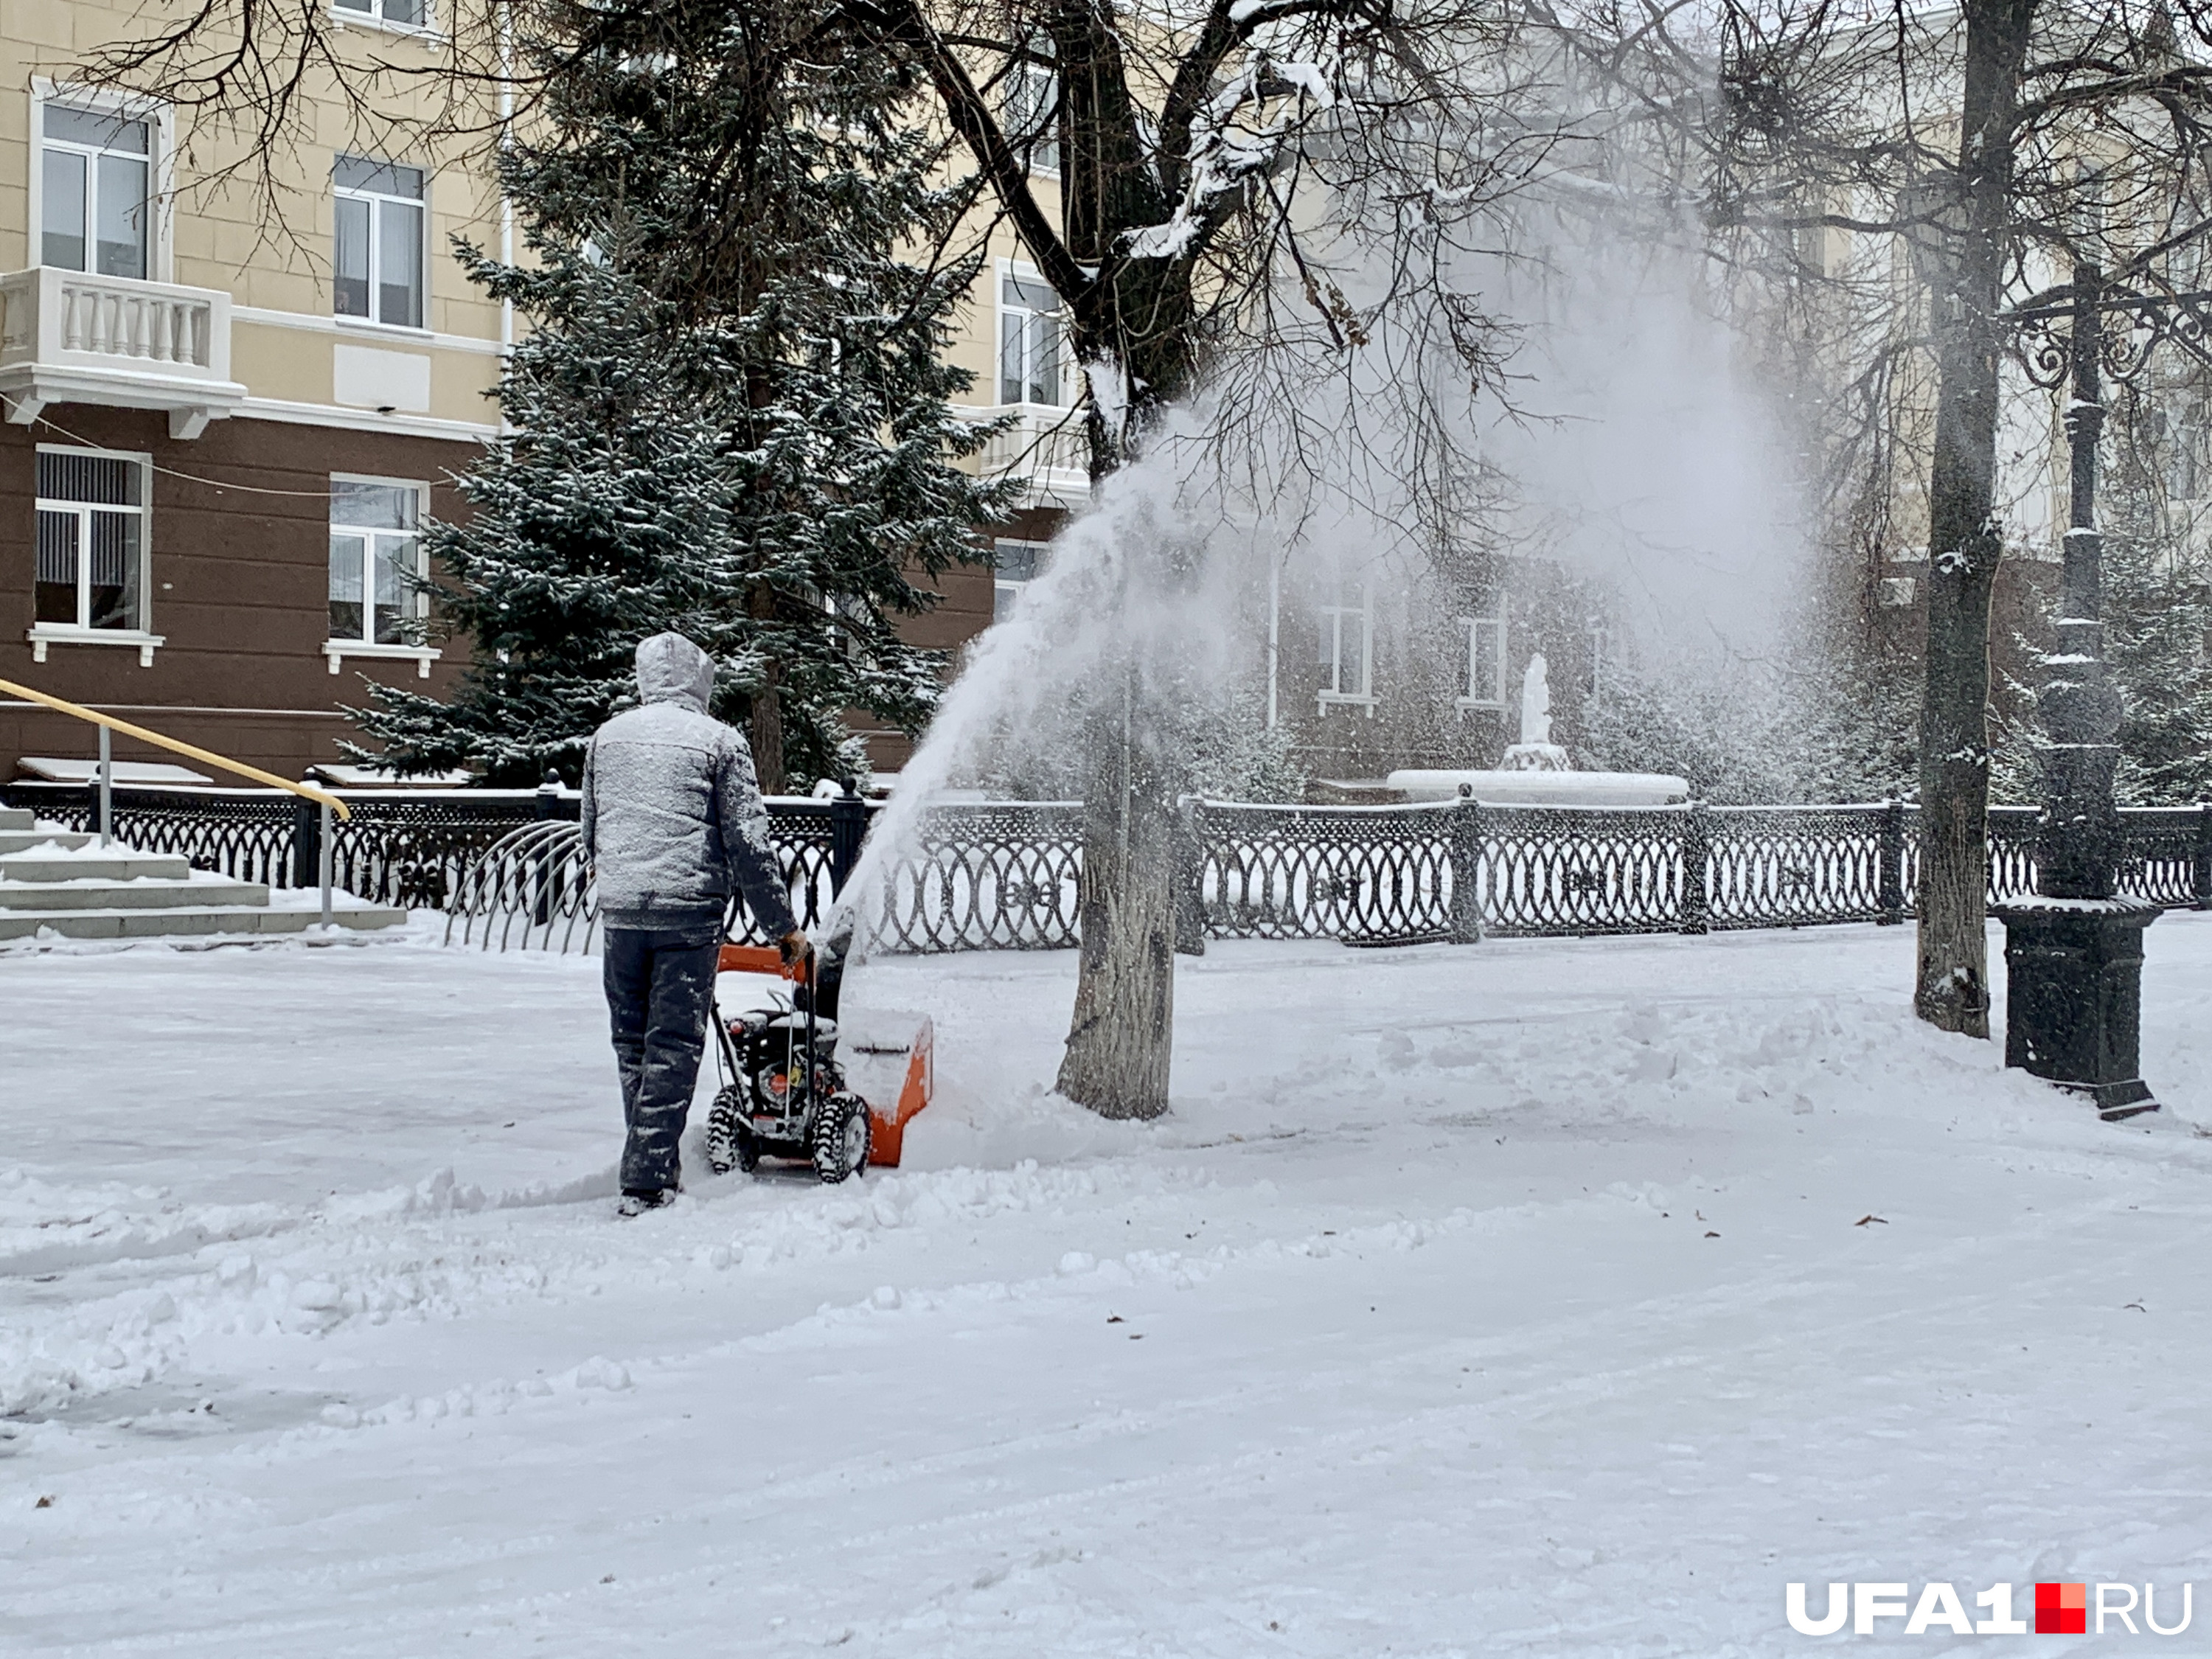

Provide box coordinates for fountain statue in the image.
[1500,654,1571,773]
[1382,652,1688,807]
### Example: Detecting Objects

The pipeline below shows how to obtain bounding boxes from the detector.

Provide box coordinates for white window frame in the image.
[997,260,1067,408]
[28,80,175,284]
[1004,60,1060,176]
[324,473,440,676]
[992,537,1048,621]
[333,155,431,333]
[1458,613,1507,710]
[2162,395,2211,504]
[1315,582,1374,713]
[27,444,164,667]
[330,0,439,36]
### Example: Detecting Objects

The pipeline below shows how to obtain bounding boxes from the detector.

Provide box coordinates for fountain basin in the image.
[1385,768,1691,807]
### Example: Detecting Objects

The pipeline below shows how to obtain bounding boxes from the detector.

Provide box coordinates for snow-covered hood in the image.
[635,632,714,714]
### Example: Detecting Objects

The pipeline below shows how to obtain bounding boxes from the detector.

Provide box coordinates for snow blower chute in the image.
[703,943,933,1182]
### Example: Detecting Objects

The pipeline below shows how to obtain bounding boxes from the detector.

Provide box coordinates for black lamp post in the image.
[1993,266,2212,1120]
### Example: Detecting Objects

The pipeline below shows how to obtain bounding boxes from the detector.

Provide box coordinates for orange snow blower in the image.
[704,943,933,1180]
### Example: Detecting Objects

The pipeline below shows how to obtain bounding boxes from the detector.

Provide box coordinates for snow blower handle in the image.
[715,942,813,985]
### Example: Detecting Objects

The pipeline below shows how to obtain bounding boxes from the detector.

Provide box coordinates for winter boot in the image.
[616,1187,676,1217]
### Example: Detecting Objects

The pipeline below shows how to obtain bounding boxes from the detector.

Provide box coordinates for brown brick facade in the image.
[0,405,480,780]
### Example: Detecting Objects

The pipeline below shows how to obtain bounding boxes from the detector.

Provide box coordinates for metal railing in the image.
[6,776,2209,953]
[0,677,351,923]
[442,795,2212,954]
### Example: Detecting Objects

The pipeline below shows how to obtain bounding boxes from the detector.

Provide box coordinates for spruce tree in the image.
[2059,390,2212,805]
[353,0,1010,788]
[1989,389,2212,806]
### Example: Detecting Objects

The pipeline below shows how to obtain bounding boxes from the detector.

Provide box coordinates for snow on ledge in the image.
[1386,769,1692,807]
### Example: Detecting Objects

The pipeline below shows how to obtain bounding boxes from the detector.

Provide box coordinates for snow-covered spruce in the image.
[351,0,1014,791]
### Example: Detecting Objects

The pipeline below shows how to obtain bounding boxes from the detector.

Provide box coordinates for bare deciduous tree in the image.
[1552,0,2212,1036]
[74,0,1562,1116]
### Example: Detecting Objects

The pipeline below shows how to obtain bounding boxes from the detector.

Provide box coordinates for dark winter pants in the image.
[602,925,721,1193]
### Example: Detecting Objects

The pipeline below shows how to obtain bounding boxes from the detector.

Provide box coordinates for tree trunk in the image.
[1047,193,1198,1116]
[1056,658,1178,1116]
[1913,0,2034,1037]
[747,581,786,794]
[749,683,786,796]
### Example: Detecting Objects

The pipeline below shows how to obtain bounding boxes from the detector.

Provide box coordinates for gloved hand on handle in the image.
[777,928,815,973]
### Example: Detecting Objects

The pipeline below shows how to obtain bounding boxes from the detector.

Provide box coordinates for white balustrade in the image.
[970,403,1093,501]
[0,266,241,436]
[58,279,210,366]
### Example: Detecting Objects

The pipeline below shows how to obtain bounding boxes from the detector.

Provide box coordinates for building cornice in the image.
[237,397,498,443]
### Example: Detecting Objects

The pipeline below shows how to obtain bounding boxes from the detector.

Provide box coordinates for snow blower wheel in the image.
[704,1087,759,1175]
[812,1093,871,1184]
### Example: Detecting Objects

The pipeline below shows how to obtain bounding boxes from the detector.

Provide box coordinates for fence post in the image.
[1877,797,1906,925]
[529,771,564,926]
[829,777,868,896]
[291,797,319,888]
[2196,800,2212,911]
[1678,799,1709,936]
[97,726,112,848]
[1173,795,1207,956]
[319,801,335,926]
[1448,785,1484,944]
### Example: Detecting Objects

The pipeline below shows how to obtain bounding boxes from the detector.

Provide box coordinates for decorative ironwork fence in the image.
[1203,801,1458,944]
[3,783,302,887]
[871,802,1086,952]
[1,781,568,908]
[8,780,2211,953]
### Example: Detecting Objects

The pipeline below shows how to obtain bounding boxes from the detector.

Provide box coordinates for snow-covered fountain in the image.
[1385,654,1689,806]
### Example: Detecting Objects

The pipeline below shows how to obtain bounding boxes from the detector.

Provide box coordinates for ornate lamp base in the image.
[1994,896,2160,1121]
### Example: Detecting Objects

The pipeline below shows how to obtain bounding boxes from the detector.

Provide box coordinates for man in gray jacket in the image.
[582,632,809,1215]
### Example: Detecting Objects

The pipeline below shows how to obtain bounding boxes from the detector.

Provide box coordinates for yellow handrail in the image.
[0,675,352,821]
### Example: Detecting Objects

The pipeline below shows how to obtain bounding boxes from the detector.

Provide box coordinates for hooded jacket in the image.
[580,633,799,937]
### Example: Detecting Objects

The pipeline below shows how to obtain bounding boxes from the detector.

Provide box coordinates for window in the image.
[334,156,426,327]
[1004,61,1060,175]
[999,271,1064,406]
[41,103,151,278]
[329,477,425,646]
[2160,398,2212,502]
[1316,582,1372,706]
[992,538,1047,619]
[1461,614,1506,708]
[333,0,429,27]
[35,448,149,635]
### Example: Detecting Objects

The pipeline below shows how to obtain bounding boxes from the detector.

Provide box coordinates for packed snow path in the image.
[4,921,2211,1656]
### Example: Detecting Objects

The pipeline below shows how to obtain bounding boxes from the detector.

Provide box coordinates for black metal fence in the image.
[0,778,872,934]
[1,781,575,910]
[8,781,2211,953]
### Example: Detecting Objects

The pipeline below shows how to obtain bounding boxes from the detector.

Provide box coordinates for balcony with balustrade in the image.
[967,402,1092,507]
[0,267,248,439]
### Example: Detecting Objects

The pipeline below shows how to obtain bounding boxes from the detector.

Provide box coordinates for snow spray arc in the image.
[826,408,1268,953]
[1785,1580,2193,1637]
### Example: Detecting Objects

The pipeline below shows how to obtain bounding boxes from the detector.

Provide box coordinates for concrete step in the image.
[0,829,97,855]
[0,905,408,942]
[0,807,32,832]
[0,877,270,911]
[0,849,193,883]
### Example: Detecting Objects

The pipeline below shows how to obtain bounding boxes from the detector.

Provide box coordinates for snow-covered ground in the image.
[4,918,2211,1656]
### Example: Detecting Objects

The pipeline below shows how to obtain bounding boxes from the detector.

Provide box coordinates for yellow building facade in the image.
[0,0,1096,779]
